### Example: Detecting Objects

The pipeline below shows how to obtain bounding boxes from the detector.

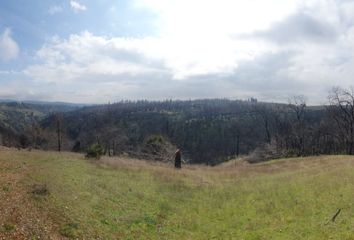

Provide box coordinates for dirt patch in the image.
[0,152,65,239]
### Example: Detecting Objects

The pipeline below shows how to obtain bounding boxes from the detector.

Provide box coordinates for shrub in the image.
[59,223,79,238]
[2,223,16,232]
[146,135,164,145]
[72,141,81,152]
[31,184,49,196]
[2,184,10,192]
[85,144,103,159]
[245,142,284,164]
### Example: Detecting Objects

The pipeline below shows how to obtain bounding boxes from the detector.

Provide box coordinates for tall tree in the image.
[288,95,307,156]
[328,87,354,154]
[55,114,62,152]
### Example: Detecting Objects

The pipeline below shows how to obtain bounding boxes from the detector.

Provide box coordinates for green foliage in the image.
[2,184,10,192]
[146,134,164,145]
[31,184,49,196]
[85,144,103,159]
[59,223,79,238]
[2,223,16,232]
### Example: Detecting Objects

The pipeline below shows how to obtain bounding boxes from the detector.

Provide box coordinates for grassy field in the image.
[0,147,354,239]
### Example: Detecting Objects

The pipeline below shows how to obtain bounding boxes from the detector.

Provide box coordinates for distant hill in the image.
[38,99,331,164]
[0,101,85,147]
[0,99,342,164]
[40,99,270,163]
[0,99,90,110]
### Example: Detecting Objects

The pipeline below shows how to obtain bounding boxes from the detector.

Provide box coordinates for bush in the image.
[245,141,284,164]
[59,223,79,238]
[31,184,49,196]
[85,144,103,159]
[2,223,16,232]
[146,135,164,145]
[72,141,81,152]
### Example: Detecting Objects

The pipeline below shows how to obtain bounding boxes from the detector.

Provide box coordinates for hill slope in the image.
[0,102,83,147]
[0,99,337,165]
[0,148,353,239]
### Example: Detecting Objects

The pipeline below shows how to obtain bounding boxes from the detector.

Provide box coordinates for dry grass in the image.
[0,147,64,239]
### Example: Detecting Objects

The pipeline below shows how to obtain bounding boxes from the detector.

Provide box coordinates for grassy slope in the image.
[0,148,354,239]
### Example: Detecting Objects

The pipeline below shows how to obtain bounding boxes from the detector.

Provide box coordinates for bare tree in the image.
[253,104,274,144]
[289,96,306,122]
[288,95,307,156]
[55,114,62,152]
[328,87,354,154]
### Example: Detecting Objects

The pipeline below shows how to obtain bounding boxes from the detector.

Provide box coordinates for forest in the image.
[0,87,354,165]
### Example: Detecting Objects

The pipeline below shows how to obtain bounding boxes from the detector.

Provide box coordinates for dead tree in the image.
[288,96,307,156]
[328,87,354,155]
[55,114,62,152]
[253,104,273,144]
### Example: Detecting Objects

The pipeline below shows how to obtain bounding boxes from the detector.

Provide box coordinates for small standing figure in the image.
[174,149,182,169]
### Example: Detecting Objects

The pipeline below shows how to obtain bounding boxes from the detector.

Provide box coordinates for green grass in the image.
[1,148,354,239]
[2,223,16,232]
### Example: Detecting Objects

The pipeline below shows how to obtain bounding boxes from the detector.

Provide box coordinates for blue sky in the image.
[0,0,154,44]
[1,0,354,103]
[0,0,154,66]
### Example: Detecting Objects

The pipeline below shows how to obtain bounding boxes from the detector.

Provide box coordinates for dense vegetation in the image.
[0,102,82,149]
[1,87,354,164]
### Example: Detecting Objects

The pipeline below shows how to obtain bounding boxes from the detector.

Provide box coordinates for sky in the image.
[0,0,354,104]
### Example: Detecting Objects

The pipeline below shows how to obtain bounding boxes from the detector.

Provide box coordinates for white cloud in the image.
[24,32,167,83]
[48,5,63,15]
[16,0,354,104]
[134,0,307,36]
[70,0,87,12]
[0,28,20,61]
[131,0,307,79]
[25,30,272,83]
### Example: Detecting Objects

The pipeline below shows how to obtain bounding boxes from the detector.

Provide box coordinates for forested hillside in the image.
[1,87,354,165]
[37,94,347,164]
[43,99,267,164]
[0,102,83,148]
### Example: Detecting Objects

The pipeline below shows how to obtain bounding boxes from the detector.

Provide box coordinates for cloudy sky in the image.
[0,0,354,104]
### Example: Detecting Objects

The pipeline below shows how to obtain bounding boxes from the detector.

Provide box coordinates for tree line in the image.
[1,87,354,165]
